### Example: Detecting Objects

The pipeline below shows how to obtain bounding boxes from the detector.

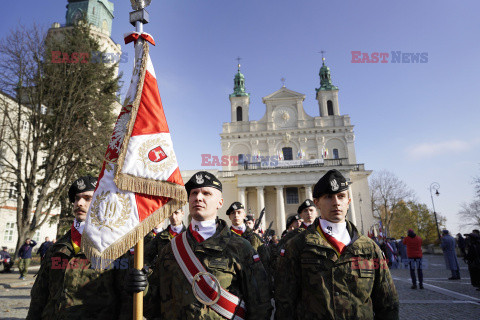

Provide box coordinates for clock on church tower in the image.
[273,106,297,128]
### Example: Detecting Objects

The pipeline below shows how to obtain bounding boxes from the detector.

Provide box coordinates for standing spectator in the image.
[37,237,53,261]
[441,230,461,280]
[387,238,398,269]
[18,238,37,280]
[403,229,423,289]
[464,230,480,291]
[0,246,14,273]
[457,233,466,257]
[397,237,408,268]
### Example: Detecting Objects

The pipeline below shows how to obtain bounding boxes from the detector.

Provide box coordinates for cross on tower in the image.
[281,77,286,87]
[236,56,242,68]
[319,50,326,63]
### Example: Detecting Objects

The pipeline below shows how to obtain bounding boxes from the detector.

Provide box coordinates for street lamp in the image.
[429,182,441,242]
[358,193,365,235]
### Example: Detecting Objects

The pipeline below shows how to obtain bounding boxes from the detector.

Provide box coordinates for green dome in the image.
[316,58,338,92]
[230,64,250,97]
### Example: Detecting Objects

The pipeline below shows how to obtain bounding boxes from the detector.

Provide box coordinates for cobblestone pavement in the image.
[391,254,480,320]
[1,254,479,319]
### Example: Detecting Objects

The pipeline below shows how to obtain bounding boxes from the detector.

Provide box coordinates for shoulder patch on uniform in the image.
[253,254,260,262]
[280,249,285,256]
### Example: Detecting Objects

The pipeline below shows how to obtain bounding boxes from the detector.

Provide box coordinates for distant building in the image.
[182,58,374,235]
[0,0,121,250]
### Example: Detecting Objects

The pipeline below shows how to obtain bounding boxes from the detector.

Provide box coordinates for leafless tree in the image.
[458,200,480,229]
[369,170,415,237]
[0,22,118,254]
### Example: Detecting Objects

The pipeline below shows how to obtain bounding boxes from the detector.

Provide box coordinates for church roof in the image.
[262,86,305,103]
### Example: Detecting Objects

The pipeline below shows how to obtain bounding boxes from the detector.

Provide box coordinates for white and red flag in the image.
[81,34,187,264]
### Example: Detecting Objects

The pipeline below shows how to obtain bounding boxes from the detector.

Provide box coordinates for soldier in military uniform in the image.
[245,214,255,230]
[274,170,399,320]
[298,199,318,229]
[271,214,302,273]
[144,208,186,266]
[129,171,272,319]
[227,201,271,277]
[27,176,131,320]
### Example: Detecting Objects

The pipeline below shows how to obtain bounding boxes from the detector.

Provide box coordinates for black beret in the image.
[286,214,301,228]
[297,199,315,214]
[245,214,254,222]
[313,169,349,198]
[68,176,97,203]
[185,171,222,195]
[226,202,245,215]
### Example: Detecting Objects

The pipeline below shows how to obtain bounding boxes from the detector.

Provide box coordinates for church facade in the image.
[205,59,374,235]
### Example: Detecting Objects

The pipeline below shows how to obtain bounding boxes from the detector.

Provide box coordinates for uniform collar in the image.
[190,218,217,241]
[73,218,85,235]
[170,224,184,234]
[231,224,246,233]
[319,218,351,246]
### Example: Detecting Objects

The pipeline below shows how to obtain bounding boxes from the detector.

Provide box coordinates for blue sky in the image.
[3,0,480,235]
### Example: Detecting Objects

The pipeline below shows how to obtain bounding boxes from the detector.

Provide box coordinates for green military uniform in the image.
[27,231,131,320]
[231,226,271,273]
[144,224,186,267]
[274,218,399,320]
[270,226,305,273]
[146,219,272,320]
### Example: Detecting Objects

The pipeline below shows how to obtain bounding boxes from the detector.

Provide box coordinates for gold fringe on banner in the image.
[81,198,185,270]
[115,173,187,203]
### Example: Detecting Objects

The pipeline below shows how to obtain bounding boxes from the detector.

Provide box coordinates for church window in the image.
[92,7,95,14]
[4,222,15,242]
[327,100,334,115]
[33,230,41,242]
[333,148,339,159]
[282,147,293,161]
[238,154,244,164]
[236,106,243,121]
[286,187,299,204]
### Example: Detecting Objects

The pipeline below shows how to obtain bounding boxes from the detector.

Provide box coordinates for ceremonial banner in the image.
[81,34,187,264]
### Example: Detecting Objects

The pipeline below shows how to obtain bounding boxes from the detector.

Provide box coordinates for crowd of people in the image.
[0,236,55,277]
[364,227,480,292]
[1,169,478,319]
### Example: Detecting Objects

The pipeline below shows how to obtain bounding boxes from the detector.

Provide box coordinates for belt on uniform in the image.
[171,232,246,320]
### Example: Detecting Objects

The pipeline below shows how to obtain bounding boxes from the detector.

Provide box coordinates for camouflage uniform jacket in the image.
[232,226,271,275]
[270,227,305,273]
[274,219,399,320]
[27,231,131,320]
[146,219,272,320]
[144,224,186,267]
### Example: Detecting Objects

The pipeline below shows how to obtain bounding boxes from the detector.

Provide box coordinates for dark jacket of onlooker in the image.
[403,230,422,258]
[441,233,459,271]
[457,234,466,256]
[397,238,408,260]
[18,240,37,259]
[37,241,53,258]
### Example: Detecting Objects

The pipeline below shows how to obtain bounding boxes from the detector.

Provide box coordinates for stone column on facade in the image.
[304,185,313,200]
[238,187,246,209]
[256,186,266,230]
[347,185,357,226]
[275,186,286,233]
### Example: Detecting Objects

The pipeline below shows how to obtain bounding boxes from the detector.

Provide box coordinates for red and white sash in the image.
[171,232,246,320]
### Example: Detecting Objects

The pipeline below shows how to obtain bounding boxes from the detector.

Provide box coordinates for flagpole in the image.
[129,2,151,319]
